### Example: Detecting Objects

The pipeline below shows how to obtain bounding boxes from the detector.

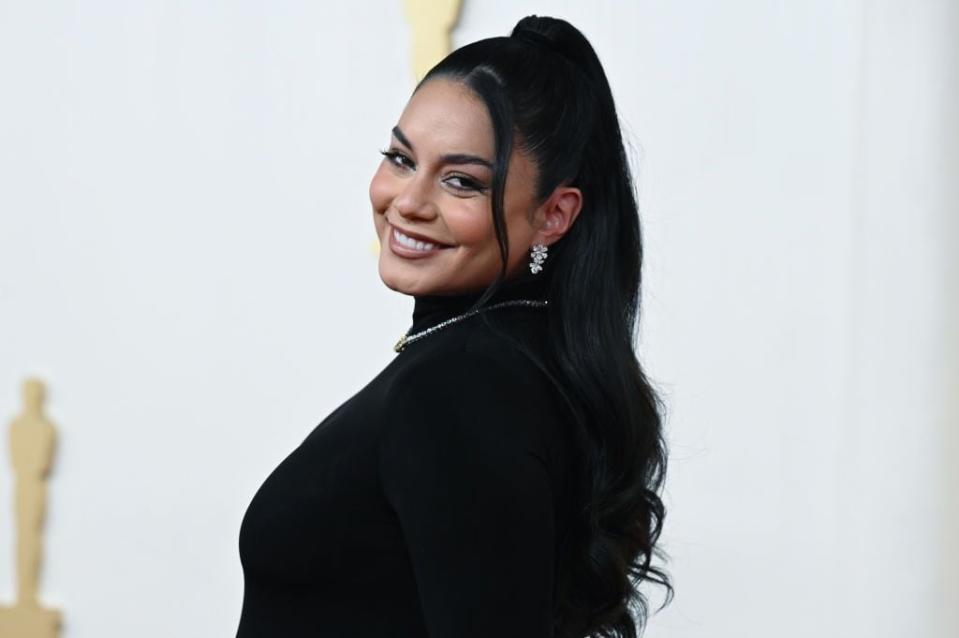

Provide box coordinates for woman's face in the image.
[369,77,574,297]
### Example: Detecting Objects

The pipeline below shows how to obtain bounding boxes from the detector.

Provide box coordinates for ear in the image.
[532,186,583,246]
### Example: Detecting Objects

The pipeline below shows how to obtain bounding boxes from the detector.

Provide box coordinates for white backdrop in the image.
[0,1,955,637]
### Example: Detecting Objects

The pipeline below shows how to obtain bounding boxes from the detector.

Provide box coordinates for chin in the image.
[378,259,428,297]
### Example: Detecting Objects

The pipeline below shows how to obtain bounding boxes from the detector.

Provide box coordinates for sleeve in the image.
[378,351,557,637]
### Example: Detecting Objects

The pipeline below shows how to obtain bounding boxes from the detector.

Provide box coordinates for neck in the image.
[409,267,553,334]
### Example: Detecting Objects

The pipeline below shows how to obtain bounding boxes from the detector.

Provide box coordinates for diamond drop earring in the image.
[529,243,548,274]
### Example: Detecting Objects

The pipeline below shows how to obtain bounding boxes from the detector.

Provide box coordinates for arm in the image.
[378,352,557,637]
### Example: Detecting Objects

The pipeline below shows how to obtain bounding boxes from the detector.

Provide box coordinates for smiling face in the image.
[369,77,576,297]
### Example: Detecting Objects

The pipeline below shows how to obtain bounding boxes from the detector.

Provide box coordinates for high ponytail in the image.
[418,15,674,637]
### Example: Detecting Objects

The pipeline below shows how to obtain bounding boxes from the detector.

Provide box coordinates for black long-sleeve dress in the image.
[234,268,576,637]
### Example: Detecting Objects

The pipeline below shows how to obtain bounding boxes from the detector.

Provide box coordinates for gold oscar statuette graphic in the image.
[0,378,61,638]
[403,0,463,85]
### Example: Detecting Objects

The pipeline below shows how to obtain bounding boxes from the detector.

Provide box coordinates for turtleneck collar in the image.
[409,267,554,334]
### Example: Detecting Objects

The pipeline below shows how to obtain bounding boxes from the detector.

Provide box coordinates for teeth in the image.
[393,228,442,251]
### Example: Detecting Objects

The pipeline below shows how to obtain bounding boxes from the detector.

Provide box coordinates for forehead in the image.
[396,78,493,155]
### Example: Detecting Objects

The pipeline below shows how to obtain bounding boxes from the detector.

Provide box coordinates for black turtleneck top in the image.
[234,269,575,638]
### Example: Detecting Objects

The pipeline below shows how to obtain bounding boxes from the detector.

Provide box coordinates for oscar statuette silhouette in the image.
[0,378,62,638]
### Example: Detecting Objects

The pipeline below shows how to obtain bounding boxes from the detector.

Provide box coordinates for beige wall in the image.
[937,1,959,630]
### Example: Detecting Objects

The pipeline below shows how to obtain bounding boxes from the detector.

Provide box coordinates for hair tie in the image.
[511,29,574,65]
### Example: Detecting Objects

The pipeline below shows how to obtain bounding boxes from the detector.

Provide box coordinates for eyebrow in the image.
[392,125,493,169]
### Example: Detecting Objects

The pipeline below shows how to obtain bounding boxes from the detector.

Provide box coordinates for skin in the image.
[369,77,583,297]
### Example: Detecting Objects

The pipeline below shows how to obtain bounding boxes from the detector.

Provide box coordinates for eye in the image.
[379,148,413,170]
[444,175,485,193]
[378,148,488,195]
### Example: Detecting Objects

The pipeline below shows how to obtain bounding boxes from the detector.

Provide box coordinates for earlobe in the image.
[537,186,582,244]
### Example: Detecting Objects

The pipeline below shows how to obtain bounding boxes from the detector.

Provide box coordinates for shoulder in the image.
[374,323,564,634]
[389,344,540,424]
[393,323,557,420]
[398,309,553,397]
[380,335,562,466]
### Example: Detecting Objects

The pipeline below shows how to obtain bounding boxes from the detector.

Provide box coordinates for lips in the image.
[388,226,454,259]
[390,224,453,247]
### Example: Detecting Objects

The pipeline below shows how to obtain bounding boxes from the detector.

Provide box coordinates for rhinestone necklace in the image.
[394,298,548,352]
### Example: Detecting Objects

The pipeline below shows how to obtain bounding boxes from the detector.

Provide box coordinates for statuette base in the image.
[0,604,62,638]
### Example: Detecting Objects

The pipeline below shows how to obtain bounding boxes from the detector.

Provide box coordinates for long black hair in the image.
[415,14,673,638]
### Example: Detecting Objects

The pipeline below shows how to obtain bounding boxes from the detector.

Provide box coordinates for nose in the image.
[392,172,437,222]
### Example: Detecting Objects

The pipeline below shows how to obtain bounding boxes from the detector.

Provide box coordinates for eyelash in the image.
[378,149,486,193]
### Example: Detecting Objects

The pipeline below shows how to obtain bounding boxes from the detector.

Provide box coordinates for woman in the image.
[235,14,672,638]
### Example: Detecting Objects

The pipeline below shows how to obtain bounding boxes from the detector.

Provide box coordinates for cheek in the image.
[444,205,494,247]
[368,166,393,213]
